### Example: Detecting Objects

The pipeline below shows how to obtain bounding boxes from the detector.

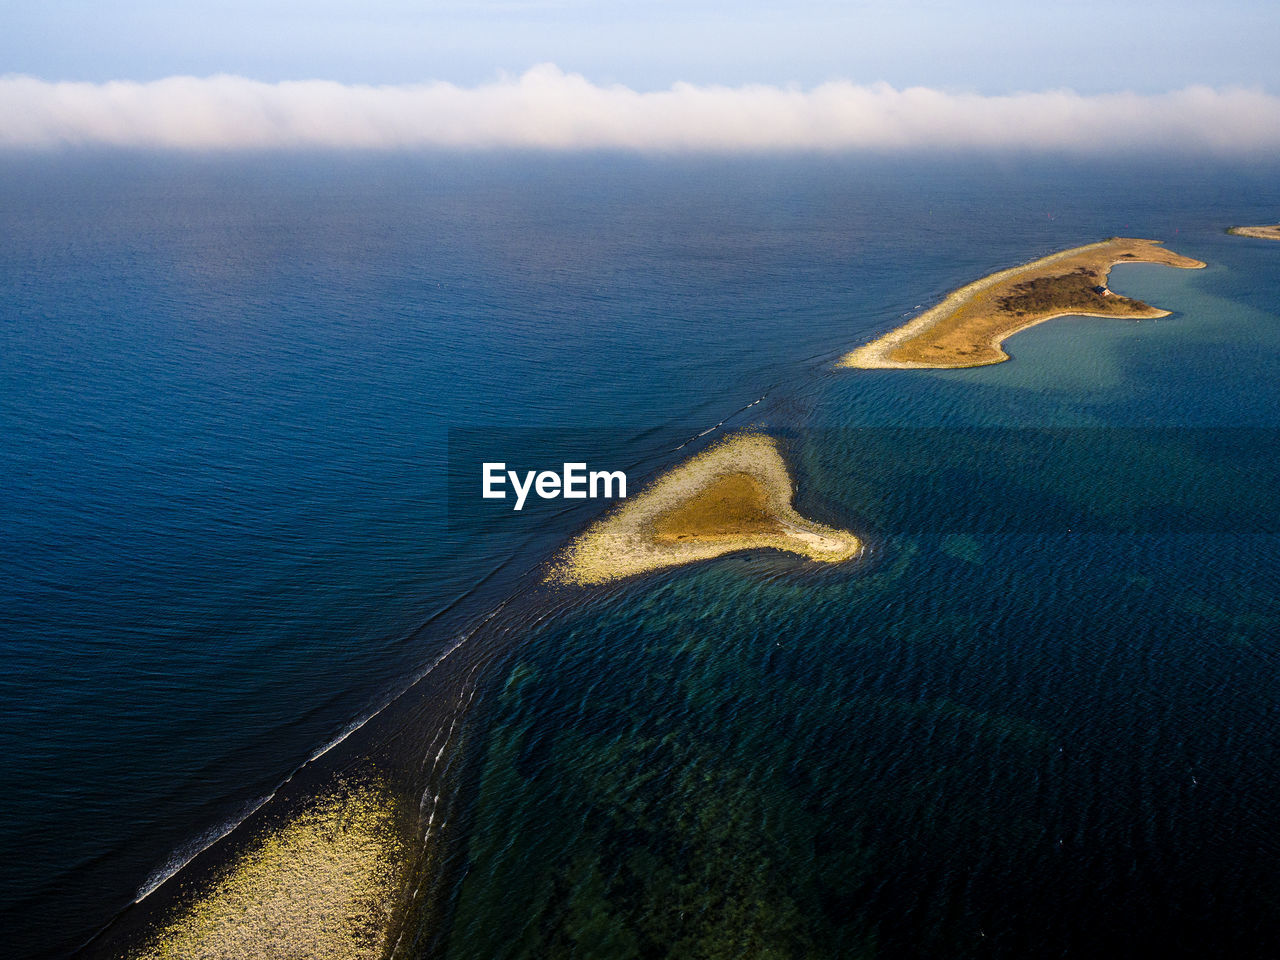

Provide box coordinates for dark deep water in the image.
[2,152,1279,958]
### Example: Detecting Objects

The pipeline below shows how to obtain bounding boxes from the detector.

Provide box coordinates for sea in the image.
[2,151,1279,959]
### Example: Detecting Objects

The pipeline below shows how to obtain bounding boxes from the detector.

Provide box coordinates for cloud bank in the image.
[3,65,1279,153]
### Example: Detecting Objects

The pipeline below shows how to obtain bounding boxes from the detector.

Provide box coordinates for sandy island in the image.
[838,238,1206,370]
[546,433,860,586]
[1228,224,1280,241]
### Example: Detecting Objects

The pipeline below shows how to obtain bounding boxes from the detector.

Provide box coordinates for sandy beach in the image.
[546,433,860,586]
[838,238,1206,370]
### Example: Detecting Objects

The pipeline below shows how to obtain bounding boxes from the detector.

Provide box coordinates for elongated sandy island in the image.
[1228,224,1280,240]
[838,238,1206,369]
[547,433,860,586]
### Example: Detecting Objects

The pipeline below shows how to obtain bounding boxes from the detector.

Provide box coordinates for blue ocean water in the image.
[2,153,1279,958]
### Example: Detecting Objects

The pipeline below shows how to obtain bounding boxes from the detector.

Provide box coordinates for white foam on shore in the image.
[135,794,272,901]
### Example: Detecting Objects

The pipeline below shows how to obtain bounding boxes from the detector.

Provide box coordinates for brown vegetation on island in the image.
[838,238,1206,369]
[651,473,783,543]
[997,266,1140,318]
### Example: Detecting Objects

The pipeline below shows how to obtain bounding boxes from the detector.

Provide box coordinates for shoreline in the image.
[547,433,860,586]
[838,238,1206,370]
[123,781,410,960]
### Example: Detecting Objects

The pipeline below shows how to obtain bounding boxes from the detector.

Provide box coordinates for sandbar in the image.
[1228,224,1280,241]
[838,238,1206,370]
[546,433,860,586]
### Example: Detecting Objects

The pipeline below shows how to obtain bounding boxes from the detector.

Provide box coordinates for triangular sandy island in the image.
[548,433,860,586]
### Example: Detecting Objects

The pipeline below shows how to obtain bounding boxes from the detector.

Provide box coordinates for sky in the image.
[3,0,1279,151]
[4,0,1278,92]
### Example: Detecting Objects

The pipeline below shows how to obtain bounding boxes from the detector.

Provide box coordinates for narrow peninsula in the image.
[548,433,860,586]
[1228,224,1280,241]
[838,238,1206,370]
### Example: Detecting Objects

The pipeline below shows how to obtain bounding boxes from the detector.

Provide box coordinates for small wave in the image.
[134,794,272,902]
[675,395,767,450]
[306,629,475,767]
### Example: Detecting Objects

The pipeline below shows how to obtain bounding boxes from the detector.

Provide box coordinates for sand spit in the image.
[127,782,407,960]
[547,433,860,586]
[838,238,1206,370]
[1228,224,1280,240]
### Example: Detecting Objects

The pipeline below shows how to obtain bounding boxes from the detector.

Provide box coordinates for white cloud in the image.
[3,65,1279,153]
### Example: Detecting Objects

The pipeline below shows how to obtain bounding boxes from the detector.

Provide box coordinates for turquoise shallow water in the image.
[3,154,1280,957]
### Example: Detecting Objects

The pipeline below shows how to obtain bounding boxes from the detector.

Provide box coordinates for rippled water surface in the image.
[2,153,1280,958]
